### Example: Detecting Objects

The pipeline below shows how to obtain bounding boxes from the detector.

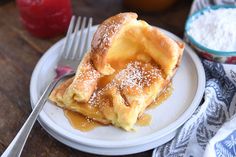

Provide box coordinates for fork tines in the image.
[62,16,93,61]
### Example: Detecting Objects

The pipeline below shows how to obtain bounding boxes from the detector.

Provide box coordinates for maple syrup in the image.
[64,110,101,132]
[148,84,173,109]
[136,114,152,126]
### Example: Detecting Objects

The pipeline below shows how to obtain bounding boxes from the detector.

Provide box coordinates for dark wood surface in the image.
[0,0,192,156]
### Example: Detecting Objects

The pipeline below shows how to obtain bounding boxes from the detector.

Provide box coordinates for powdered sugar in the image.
[114,61,161,90]
[72,65,100,91]
[188,8,236,51]
[88,61,162,105]
[94,19,121,51]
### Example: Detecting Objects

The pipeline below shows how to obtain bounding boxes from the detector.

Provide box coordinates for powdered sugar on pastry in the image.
[114,61,162,90]
[88,61,162,105]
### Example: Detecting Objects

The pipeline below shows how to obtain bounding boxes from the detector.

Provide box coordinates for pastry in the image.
[49,12,184,131]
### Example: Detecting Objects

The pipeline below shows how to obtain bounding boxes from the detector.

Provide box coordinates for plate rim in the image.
[30,26,205,148]
[36,115,177,155]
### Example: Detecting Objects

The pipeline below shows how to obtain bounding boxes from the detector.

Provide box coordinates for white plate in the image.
[30,26,205,154]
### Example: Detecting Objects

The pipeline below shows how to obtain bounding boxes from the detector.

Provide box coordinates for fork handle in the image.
[1,72,75,157]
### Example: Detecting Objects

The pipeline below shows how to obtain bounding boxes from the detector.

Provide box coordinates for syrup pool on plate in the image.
[148,84,173,109]
[64,110,101,132]
[136,114,152,126]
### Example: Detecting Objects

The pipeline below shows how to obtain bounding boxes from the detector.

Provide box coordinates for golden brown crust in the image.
[49,77,74,106]
[141,27,184,78]
[65,53,101,103]
[91,12,138,75]
[50,77,110,125]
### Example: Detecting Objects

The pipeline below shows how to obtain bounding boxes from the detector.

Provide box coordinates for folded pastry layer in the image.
[91,12,184,78]
[49,12,184,131]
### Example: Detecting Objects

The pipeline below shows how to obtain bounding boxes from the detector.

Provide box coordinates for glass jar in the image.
[16,0,72,38]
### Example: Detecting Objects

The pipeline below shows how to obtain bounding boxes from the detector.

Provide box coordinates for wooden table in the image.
[0,0,192,156]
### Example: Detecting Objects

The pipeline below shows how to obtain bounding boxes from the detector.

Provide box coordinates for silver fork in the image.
[1,16,93,157]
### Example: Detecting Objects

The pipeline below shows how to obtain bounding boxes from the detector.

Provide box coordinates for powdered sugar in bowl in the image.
[185,5,236,64]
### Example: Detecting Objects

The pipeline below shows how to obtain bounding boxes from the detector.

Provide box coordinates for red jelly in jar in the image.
[16,0,72,38]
